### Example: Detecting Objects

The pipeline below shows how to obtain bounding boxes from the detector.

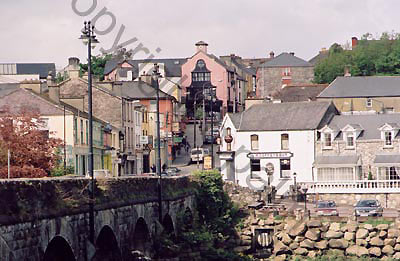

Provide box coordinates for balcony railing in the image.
[299,180,400,194]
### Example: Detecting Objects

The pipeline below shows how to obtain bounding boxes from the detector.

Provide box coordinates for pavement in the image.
[171,148,191,167]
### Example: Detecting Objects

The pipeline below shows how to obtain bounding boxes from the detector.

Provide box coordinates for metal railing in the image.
[300,180,400,194]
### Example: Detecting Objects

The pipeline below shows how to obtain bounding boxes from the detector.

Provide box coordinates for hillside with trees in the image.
[314,32,400,83]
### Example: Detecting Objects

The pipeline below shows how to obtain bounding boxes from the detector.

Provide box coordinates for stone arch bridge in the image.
[0,176,196,260]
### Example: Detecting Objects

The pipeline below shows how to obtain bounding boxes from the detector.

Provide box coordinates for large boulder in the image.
[294,236,305,242]
[294,247,308,255]
[393,252,400,260]
[384,238,396,247]
[379,230,388,238]
[273,254,287,261]
[370,236,384,247]
[307,250,318,258]
[369,247,382,257]
[274,240,290,255]
[328,239,348,249]
[307,220,322,228]
[363,224,374,231]
[281,233,292,245]
[289,242,299,250]
[344,224,358,233]
[388,228,400,238]
[344,232,355,241]
[382,245,395,255]
[299,239,315,249]
[288,222,307,237]
[305,229,320,241]
[356,228,369,239]
[355,239,368,247]
[330,223,341,232]
[394,243,400,251]
[346,245,369,257]
[315,240,328,250]
[325,230,344,239]
[377,224,389,230]
[320,223,330,232]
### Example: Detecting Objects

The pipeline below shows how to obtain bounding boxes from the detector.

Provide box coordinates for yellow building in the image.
[317,76,400,113]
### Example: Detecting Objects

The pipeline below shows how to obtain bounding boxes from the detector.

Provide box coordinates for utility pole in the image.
[153,64,163,223]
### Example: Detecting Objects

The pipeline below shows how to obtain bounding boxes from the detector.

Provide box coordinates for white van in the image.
[190,148,209,162]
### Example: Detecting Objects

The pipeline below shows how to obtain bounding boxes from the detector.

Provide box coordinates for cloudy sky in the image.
[1,0,399,69]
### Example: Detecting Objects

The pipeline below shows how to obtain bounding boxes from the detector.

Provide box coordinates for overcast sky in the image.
[1,0,399,69]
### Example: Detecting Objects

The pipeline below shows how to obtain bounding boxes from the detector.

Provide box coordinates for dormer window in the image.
[345,132,355,148]
[323,133,332,148]
[385,131,393,146]
[379,123,399,148]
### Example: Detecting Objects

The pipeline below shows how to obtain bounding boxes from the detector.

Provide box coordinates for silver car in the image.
[354,199,383,217]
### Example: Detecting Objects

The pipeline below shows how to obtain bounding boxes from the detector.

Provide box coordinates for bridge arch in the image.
[132,217,151,255]
[162,213,175,236]
[43,236,75,261]
[92,225,122,261]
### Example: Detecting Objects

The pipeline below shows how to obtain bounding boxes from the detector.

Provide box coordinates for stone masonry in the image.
[257,67,314,98]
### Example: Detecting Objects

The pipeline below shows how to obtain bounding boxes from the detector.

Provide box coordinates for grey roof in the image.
[314,155,360,165]
[260,52,313,68]
[318,76,400,98]
[207,54,234,72]
[236,101,335,131]
[111,81,175,100]
[227,113,242,129]
[104,58,187,77]
[0,83,19,98]
[272,84,328,102]
[309,50,329,65]
[325,114,400,140]
[374,154,400,164]
[231,58,257,75]
[0,63,56,79]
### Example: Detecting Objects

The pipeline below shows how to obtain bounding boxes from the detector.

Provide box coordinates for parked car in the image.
[190,148,209,162]
[86,169,111,179]
[166,167,181,176]
[354,199,383,217]
[315,200,338,216]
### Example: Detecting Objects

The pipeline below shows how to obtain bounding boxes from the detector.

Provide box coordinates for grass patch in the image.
[362,218,393,226]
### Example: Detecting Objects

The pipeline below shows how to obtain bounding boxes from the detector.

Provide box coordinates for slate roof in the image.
[104,58,187,77]
[0,63,56,79]
[272,84,328,102]
[374,154,400,164]
[324,114,400,140]
[309,50,329,65]
[0,83,20,98]
[260,52,313,68]
[111,81,175,100]
[318,76,400,98]
[227,113,242,129]
[314,155,360,166]
[234,101,335,131]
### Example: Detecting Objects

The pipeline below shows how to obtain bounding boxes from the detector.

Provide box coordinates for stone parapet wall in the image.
[0,176,195,225]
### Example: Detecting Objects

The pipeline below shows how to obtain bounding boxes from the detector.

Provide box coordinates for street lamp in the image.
[202,82,210,135]
[80,20,99,245]
[302,185,309,218]
[265,163,274,204]
[209,88,217,169]
[152,64,163,223]
[192,90,204,149]
[293,172,297,201]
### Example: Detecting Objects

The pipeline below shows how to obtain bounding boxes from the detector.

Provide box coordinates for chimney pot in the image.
[344,65,351,77]
[289,52,295,56]
[269,51,275,59]
[351,37,358,48]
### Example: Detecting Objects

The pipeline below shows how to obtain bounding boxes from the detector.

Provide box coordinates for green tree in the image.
[79,54,112,81]
[314,32,400,83]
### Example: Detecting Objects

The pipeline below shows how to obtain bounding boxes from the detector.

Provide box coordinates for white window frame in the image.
[345,132,355,149]
[323,132,332,149]
[384,131,393,147]
[251,134,259,151]
[366,98,372,108]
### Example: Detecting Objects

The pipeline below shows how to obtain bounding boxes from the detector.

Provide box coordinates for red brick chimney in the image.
[351,37,358,48]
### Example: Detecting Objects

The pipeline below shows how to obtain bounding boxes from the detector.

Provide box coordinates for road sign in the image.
[203,156,212,170]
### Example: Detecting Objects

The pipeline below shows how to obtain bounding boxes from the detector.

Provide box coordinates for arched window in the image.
[281,134,289,150]
[251,134,259,151]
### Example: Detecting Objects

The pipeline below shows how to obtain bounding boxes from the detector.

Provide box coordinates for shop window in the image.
[280,159,291,178]
[250,159,261,179]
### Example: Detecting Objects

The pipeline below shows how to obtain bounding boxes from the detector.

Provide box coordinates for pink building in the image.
[181,41,239,118]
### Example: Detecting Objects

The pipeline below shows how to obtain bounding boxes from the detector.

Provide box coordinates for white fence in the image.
[300,180,400,194]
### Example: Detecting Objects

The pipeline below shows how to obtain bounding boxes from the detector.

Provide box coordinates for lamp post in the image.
[152,64,163,223]
[293,172,297,201]
[193,90,205,149]
[79,20,99,244]
[202,82,209,135]
[302,185,309,218]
